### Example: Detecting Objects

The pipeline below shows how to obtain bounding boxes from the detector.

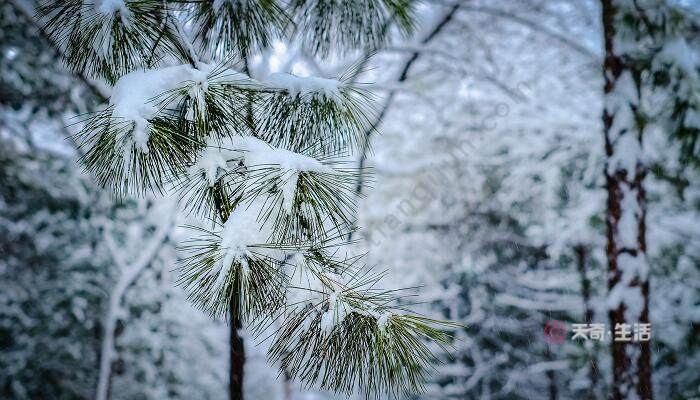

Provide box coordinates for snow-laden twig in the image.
[96,208,175,400]
[348,2,463,240]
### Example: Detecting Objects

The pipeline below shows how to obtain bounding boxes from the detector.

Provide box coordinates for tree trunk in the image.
[229,304,245,400]
[574,245,599,399]
[544,344,558,400]
[601,1,652,399]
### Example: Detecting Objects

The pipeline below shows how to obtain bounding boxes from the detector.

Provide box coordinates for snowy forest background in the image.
[2,0,700,399]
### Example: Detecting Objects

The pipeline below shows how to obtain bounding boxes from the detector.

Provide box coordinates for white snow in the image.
[604,70,638,118]
[281,171,300,213]
[265,72,342,100]
[656,38,698,78]
[607,282,644,321]
[109,64,247,154]
[96,0,131,18]
[608,132,642,176]
[96,0,132,23]
[618,253,648,283]
[618,184,641,248]
[191,138,230,186]
[217,200,273,283]
[320,290,351,333]
[229,136,331,173]
[684,109,700,130]
[186,69,209,122]
[111,65,196,153]
[377,312,391,331]
[223,136,333,213]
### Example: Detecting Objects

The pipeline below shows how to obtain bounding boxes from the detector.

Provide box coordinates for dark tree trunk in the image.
[229,304,245,400]
[544,344,558,400]
[212,181,245,400]
[574,245,599,399]
[601,1,652,399]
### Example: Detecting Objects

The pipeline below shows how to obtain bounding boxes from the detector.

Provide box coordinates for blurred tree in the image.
[0,135,107,400]
[1,2,106,396]
[354,1,700,399]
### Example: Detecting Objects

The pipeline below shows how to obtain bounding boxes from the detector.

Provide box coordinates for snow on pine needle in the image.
[176,135,363,242]
[177,198,351,321]
[37,0,189,84]
[75,63,256,197]
[190,0,287,59]
[258,71,377,153]
[178,199,286,319]
[267,253,455,399]
[181,218,456,398]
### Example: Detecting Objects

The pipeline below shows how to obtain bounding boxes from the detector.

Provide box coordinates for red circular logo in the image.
[543,320,568,344]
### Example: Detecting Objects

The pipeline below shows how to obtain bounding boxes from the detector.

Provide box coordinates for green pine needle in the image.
[290,0,417,57]
[38,0,190,83]
[75,111,202,197]
[189,0,289,58]
[177,224,286,319]
[257,75,378,154]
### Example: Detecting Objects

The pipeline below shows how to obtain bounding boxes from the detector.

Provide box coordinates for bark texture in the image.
[601,1,652,398]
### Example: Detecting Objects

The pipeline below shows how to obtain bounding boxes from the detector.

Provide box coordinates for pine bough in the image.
[38,0,453,398]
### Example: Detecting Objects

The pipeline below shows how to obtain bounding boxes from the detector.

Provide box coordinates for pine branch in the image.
[37,0,192,83]
[190,0,288,59]
[290,0,417,57]
[36,1,457,398]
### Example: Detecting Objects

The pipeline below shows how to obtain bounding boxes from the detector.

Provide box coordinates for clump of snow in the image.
[96,0,133,27]
[186,69,210,122]
[96,0,131,18]
[618,253,649,284]
[377,312,391,331]
[230,136,331,173]
[353,306,393,333]
[604,70,638,117]
[612,32,642,56]
[655,38,698,79]
[618,185,641,248]
[607,282,644,321]
[320,290,351,334]
[281,171,300,213]
[608,133,642,176]
[111,65,195,152]
[265,73,342,100]
[215,200,273,289]
[684,109,700,130]
[192,138,230,186]
[225,136,333,213]
[112,63,250,154]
